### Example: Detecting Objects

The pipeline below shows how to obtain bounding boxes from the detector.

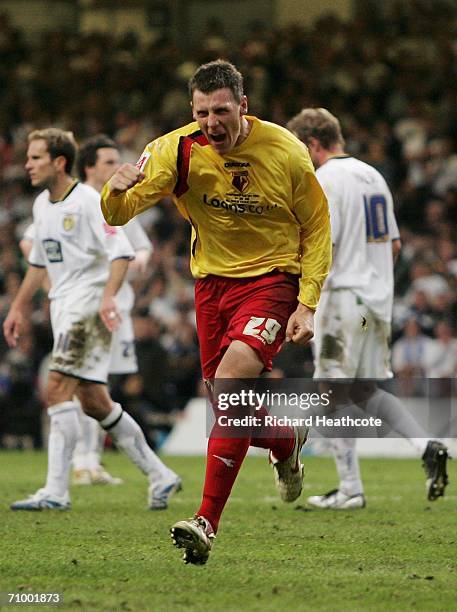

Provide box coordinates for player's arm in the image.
[19,237,32,259]
[123,218,153,275]
[3,265,46,347]
[392,238,401,263]
[286,158,332,345]
[100,257,131,332]
[100,140,177,226]
[101,163,145,226]
[130,248,151,274]
[19,223,36,260]
[385,183,401,264]
[20,224,51,294]
[87,193,136,331]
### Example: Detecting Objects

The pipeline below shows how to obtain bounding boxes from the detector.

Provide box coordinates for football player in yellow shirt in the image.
[101,59,332,564]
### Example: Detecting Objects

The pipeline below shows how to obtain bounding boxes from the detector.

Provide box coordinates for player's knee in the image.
[80,399,97,418]
[46,371,75,406]
[80,400,110,420]
[77,384,111,420]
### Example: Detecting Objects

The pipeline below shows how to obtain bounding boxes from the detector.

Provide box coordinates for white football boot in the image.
[72,467,123,485]
[270,425,308,502]
[89,467,123,485]
[148,475,182,510]
[11,488,71,511]
[307,488,366,509]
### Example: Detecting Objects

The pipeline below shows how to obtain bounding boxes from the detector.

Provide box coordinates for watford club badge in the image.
[231,170,250,193]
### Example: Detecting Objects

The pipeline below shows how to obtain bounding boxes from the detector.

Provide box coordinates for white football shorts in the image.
[313,289,392,379]
[109,311,138,375]
[48,292,112,383]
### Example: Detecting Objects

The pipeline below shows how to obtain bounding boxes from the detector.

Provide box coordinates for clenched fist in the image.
[286,302,315,346]
[108,163,145,196]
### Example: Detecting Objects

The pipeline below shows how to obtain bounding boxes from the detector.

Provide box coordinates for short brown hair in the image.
[287,108,345,150]
[77,134,118,181]
[188,59,244,103]
[28,128,77,174]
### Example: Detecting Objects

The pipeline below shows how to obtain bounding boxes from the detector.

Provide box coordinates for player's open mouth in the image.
[209,133,226,144]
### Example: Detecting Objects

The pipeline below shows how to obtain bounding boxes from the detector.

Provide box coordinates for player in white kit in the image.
[287,109,448,507]
[72,135,154,485]
[19,137,155,486]
[4,128,181,510]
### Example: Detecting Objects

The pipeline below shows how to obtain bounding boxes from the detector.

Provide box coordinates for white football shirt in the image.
[123,217,153,253]
[316,156,399,322]
[115,217,153,311]
[29,182,134,301]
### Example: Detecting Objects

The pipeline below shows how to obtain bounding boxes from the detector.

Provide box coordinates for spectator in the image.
[392,317,434,395]
[425,320,457,378]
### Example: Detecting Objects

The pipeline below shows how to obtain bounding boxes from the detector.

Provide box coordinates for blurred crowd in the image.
[0,0,456,447]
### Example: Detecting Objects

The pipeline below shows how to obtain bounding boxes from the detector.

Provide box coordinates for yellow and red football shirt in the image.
[101,116,331,309]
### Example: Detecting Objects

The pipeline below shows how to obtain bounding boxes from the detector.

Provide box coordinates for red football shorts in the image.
[195,271,299,379]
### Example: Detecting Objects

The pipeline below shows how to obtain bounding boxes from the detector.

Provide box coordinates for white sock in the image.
[45,401,81,498]
[321,401,371,437]
[100,403,175,484]
[73,393,109,471]
[86,427,107,471]
[363,389,429,454]
[331,437,364,497]
[73,403,89,471]
[73,408,105,471]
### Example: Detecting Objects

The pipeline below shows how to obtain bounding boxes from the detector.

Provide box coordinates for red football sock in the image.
[250,405,294,461]
[197,433,250,533]
[198,386,292,532]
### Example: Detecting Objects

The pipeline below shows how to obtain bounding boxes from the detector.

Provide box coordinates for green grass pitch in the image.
[0,451,456,611]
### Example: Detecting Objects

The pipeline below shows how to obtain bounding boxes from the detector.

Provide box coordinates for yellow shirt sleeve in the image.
[100,138,177,226]
[290,152,332,309]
